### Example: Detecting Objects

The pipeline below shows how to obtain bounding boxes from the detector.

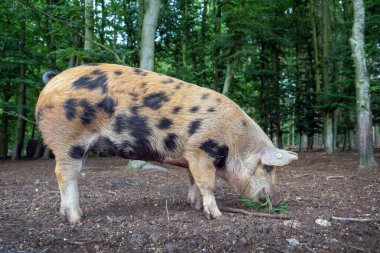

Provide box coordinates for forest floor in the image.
[0,151,380,253]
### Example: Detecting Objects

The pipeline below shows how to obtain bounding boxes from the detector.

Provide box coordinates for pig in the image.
[35,63,298,224]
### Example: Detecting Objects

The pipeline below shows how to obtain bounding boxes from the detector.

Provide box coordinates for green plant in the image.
[240,195,288,213]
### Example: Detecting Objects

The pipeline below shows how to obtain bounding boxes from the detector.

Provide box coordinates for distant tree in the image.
[140,0,161,70]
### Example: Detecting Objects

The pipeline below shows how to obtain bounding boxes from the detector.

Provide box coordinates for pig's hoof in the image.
[60,206,82,224]
[204,207,222,219]
[187,187,202,210]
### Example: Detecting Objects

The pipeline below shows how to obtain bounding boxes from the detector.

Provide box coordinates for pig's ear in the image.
[260,147,298,167]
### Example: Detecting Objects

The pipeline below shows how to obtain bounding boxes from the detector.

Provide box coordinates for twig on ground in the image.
[220,207,291,219]
[326,175,345,180]
[39,247,51,253]
[165,198,170,241]
[332,216,380,222]
[348,244,370,253]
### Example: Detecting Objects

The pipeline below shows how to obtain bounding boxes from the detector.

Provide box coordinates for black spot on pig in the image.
[96,96,116,117]
[141,82,148,88]
[114,70,123,76]
[162,79,174,84]
[91,137,120,156]
[143,92,169,110]
[190,106,199,113]
[188,120,201,136]
[128,91,139,101]
[200,139,229,168]
[201,93,210,100]
[36,109,43,123]
[207,107,216,112]
[91,69,103,75]
[175,83,183,89]
[69,145,86,160]
[216,98,222,103]
[133,68,148,76]
[164,133,178,151]
[72,71,108,93]
[125,114,152,139]
[78,100,96,124]
[172,106,182,114]
[130,106,140,115]
[63,99,77,121]
[157,117,173,130]
[113,114,128,134]
[242,120,247,127]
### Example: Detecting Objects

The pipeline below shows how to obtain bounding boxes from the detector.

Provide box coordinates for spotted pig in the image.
[35,63,298,224]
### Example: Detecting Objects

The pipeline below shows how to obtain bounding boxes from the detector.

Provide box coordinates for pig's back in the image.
[36,64,247,162]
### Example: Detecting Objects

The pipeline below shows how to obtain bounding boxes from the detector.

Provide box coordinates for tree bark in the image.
[222,59,235,95]
[310,0,321,96]
[139,0,161,71]
[213,0,222,91]
[84,0,94,51]
[350,0,378,169]
[321,0,334,154]
[374,125,380,148]
[12,19,27,160]
[199,0,208,86]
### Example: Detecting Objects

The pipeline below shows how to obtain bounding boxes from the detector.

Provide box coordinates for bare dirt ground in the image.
[0,151,380,253]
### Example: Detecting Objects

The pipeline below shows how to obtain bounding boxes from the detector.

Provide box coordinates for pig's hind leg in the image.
[184,151,222,219]
[186,171,202,210]
[54,147,87,224]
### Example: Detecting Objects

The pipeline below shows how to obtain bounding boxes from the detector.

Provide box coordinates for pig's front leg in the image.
[185,151,222,219]
[55,157,84,224]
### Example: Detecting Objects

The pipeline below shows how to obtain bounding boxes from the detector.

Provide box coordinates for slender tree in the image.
[12,18,27,160]
[349,0,378,169]
[139,0,161,70]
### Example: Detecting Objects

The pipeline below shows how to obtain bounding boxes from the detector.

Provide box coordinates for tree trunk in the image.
[139,0,161,71]
[12,19,27,160]
[350,0,378,169]
[374,125,380,148]
[310,0,321,96]
[0,111,9,157]
[84,0,94,51]
[321,0,334,154]
[222,59,235,95]
[323,113,334,154]
[213,0,222,91]
[199,0,209,86]
[99,0,106,45]
[333,108,339,151]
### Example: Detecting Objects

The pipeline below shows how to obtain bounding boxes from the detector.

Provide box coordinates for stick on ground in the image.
[331,216,380,223]
[220,207,291,219]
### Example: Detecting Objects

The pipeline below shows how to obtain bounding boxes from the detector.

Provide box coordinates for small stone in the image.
[127,160,147,170]
[164,243,177,253]
[142,163,168,172]
[286,238,300,246]
[315,218,331,227]
[283,220,301,229]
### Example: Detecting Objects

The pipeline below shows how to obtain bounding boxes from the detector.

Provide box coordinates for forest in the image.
[1,0,380,170]
[1,1,380,252]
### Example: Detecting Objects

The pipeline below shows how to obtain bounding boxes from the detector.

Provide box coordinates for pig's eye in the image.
[263,165,273,173]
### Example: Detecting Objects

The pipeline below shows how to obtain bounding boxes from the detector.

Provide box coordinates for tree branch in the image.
[16,0,124,64]
[220,207,291,219]
[332,216,380,223]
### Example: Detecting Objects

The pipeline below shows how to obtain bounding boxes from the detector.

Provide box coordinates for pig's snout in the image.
[258,188,283,207]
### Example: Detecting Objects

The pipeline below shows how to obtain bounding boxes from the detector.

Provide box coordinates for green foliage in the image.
[0,0,379,158]
[240,197,288,214]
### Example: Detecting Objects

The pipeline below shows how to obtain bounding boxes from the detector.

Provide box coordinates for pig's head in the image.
[226,147,298,206]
